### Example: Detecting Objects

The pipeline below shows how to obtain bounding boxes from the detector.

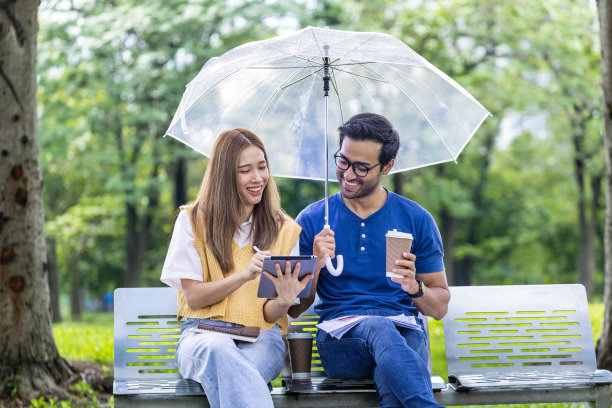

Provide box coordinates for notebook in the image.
[190,323,260,342]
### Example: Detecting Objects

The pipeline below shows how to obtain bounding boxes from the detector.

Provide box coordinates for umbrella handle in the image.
[322,223,344,276]
[325,255,344,276]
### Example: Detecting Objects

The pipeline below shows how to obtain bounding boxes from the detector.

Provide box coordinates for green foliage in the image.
[68,381,100,408]
[53,313,114,364]
[5,375,22,399]
[30,396,64,408]
[277,179,326,219]
[589,303,604,344]
[29,381,101,408]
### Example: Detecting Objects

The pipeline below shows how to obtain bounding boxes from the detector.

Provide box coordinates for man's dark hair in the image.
[338,113,399,166]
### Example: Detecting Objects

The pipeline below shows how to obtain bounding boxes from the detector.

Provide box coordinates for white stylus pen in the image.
[253,245,261,253]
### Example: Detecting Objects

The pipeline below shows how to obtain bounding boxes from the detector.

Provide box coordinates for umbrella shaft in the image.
[323,57,330,97]
[324,93,329,226]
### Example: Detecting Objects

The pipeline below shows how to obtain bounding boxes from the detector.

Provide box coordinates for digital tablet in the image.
[256,255,317,298]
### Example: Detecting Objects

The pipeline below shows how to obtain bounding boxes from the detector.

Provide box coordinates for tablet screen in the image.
[256,255,317,298]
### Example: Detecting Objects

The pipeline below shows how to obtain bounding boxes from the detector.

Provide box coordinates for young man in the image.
[295,113,449,407]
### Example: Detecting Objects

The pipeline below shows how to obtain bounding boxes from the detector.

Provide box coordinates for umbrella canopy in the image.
[165,26,490,276]
[165,26,490,181]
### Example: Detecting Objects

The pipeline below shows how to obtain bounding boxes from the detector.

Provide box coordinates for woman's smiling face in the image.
[236,145,269,212]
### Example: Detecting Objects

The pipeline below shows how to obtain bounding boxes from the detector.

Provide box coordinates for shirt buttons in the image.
[362,234,366,238]
[361,222,365,227]
[361,246,365,251]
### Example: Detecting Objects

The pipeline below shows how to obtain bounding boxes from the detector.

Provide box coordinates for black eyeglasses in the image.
[333,151,381,177]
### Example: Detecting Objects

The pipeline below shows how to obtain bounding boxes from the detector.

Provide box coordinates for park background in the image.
[1,0,611,407]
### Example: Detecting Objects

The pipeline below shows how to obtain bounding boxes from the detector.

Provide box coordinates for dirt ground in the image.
[0,361,113,408]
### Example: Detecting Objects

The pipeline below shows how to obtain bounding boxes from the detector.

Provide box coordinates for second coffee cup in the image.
[286,332,314,379]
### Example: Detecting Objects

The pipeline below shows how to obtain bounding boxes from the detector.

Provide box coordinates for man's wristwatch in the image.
[407,279,425,298]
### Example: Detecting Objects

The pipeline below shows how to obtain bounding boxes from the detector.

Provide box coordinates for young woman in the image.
[160,128,311,408]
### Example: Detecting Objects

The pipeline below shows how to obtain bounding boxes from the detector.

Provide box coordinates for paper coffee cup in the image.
[287,333,314,379]
[386,229,413,278]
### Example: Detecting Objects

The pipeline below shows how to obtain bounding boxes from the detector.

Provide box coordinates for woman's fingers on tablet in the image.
[274,262,283,277]
[286,260,292,276]
[301,273,314,289]
[292,261,301,278]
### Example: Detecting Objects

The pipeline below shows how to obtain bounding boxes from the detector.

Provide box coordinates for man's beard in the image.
[338,172,380,200]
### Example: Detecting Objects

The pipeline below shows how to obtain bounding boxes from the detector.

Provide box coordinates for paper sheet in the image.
[316,314,421,339]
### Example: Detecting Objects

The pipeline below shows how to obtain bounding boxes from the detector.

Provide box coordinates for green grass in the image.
[52,305,607,407]
[53,312,114,365]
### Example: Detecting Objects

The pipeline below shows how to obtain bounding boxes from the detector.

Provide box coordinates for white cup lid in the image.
[287,332,314,339]
[386,229,413,239]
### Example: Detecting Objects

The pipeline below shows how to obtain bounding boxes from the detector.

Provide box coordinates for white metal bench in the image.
[113,285,612,407]
[439,284,612,407]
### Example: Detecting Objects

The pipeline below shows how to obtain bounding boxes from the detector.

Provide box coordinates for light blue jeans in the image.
[176,318,285,408]
[316,315,443,408]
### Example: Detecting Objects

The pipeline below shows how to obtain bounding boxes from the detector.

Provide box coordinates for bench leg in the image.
[587,384,612,408]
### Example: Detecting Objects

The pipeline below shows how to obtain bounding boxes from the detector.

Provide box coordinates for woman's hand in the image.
[241,250,271,281]
[264,260,313,309]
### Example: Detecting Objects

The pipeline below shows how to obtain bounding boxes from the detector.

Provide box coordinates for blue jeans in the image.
[316,315,443,408]
[176,318,285,408]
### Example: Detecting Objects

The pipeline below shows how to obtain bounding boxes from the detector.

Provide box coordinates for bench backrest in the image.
[114,288,182,380]
[114,287,432,382]
[442,284,596,378]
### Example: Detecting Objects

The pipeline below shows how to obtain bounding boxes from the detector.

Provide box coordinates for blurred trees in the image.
[595,0,611,370]
[38,0,307,317]
[36,0,607,320]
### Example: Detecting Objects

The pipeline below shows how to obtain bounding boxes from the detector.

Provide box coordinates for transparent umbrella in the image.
[165,26,490,275]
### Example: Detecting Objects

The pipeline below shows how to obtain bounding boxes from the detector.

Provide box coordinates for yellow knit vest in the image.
[176,206,301,332]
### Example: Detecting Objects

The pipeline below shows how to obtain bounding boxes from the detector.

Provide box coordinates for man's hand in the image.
[390,252,420,294]
[313,227,336,270]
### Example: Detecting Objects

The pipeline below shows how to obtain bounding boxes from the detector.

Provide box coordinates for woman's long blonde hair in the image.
[191,128,284,273]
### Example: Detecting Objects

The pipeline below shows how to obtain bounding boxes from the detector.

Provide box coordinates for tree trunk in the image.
[0,1,73,400]
[47,237,61,323]
[572,123,597,299]
[454,127,497,286]
[173,157,187,208]
[123,125,161,288]
[576,169,595,297]
[596,0,612,371]
[69,264,83,321]
[125,202,144,287]
[439,208,458,285]
[46,187,61,322]
[392,172,405,197]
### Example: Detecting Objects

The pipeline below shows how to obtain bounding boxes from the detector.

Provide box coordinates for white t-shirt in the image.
[160,210,299,290]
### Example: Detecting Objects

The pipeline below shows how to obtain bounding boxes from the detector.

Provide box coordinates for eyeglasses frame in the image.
[333,149,381,177]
